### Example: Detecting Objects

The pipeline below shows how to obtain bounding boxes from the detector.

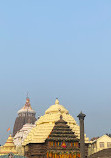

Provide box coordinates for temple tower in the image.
[13,97,37,136]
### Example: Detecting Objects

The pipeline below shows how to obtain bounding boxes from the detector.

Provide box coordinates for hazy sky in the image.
[0,0,111,145]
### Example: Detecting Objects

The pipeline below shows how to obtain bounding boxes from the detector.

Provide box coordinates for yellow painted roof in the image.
[23,99,89,146]
[0,135,18,155]
[45,99,69,114]
[4,135,15,147]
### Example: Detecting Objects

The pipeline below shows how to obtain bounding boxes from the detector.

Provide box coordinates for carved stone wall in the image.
[25,143,47,158]
[13,116,36,136]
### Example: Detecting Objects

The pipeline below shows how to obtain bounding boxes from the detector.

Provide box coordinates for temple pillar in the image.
[77,112,86,158]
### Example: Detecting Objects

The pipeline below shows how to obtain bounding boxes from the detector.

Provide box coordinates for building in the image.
[0,135,18,156]
[13,97,37,136]
[22,99,89,157]
[23,99,89,145]
[25,115,80,158]
[88,135,111,156]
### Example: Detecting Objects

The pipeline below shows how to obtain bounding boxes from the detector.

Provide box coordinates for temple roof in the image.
[45,98,69,114]
[14,123,36,146]
[18,97,36,114]
[3,135,15,147]
[0,135,18,155]
[47,115,79,142]
[14,123,36,139]
[23,99,89,145]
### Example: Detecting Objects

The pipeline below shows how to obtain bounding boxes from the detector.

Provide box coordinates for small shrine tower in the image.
[0,134,18,155]
[13,97,37,136]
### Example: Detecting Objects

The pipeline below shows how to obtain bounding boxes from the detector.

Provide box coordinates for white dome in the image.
[18,108,36,114]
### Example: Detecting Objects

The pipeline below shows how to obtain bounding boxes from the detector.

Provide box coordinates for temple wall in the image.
[13,116,36,136]
[24,143,80,158]
[25,143,47,158]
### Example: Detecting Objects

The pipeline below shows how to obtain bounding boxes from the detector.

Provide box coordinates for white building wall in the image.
[88,135,111,156]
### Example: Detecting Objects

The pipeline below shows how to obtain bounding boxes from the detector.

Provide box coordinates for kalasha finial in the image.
[26,97,30,103]
[55,98,59,105]
[25,93,31,107]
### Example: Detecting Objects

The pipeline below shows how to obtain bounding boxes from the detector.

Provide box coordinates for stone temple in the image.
[13,97,37,136]
[22,99,89,157]
[25,115,80,158]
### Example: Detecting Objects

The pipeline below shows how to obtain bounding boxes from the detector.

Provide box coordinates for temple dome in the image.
[45,98,69,114]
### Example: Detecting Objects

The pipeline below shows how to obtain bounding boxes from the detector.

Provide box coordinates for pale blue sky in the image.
[0,0,111,144]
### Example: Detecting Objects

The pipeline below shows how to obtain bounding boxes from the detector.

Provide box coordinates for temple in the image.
[25,115,80,158]
[1,97,111,158]
[0,98,90,157]
[23,99,89,145]
[22,99,89,157]
[13,97,37,136]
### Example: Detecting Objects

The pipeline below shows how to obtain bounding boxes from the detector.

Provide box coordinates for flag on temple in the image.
[7,127,10,132]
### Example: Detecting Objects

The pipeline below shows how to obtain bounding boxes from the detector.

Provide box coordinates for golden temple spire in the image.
[55,98,59,105]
